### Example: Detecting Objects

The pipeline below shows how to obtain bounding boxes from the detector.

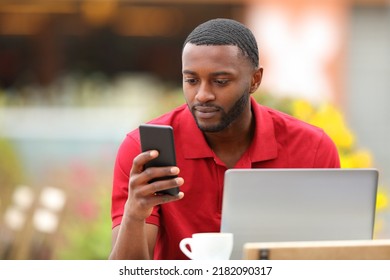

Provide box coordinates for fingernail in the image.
[170,167,179,174]
[175,177,184,185]
[150,150,158,157]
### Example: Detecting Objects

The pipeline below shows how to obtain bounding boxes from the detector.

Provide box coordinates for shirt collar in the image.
[248,96,278,162]
[180,97,278,162]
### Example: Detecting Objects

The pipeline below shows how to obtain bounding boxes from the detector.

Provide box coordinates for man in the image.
[110,18,340,260]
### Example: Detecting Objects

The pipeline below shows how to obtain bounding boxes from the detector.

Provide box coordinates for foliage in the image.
[55,186,112,260]
[46,156,113,260]
[0,138,25,214]
[0,139,25,186]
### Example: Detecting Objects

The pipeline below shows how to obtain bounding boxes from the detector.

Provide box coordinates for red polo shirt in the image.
[111,97,340,259]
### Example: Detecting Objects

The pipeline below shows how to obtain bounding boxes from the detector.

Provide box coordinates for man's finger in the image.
[130,150,159,175]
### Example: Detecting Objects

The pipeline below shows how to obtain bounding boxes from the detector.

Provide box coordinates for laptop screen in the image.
[220,168,378,259]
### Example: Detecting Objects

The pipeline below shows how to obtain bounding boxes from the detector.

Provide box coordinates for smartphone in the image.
[139,124,179,196]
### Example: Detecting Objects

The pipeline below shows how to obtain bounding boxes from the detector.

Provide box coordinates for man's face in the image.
[182,43,256,133]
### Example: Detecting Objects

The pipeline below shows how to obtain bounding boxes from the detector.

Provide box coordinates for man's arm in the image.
[109,220,158,259]
[109,150,184,260]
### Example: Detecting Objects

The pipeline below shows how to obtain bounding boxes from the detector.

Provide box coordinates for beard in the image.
[191,90,250,133]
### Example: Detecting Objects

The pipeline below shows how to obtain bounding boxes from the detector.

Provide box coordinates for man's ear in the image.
[249,67,263,93]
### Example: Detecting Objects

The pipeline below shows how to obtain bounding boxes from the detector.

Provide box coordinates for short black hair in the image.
[183,18,259,68]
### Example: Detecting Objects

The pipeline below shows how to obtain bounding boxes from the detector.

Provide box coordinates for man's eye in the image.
[215,79,229,86]
[184,78,198,85]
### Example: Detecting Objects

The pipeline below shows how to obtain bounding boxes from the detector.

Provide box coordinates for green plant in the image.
[55,186,112,260]
[0,138,25,214]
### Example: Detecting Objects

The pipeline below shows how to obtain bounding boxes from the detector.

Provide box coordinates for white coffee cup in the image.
[179,232,233,260]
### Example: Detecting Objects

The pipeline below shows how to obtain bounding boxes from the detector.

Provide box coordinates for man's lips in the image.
[194,106,219,113]
[194,106,219,119]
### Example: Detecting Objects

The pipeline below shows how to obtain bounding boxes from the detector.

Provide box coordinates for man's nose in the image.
[195,82,215,103]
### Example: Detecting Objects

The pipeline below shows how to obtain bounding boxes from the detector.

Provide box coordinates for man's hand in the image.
[125,150,184,221]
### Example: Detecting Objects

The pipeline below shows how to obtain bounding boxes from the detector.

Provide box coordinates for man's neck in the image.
[204,112,255,168]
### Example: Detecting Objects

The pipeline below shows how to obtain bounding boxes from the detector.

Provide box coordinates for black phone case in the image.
[139,124,179,196]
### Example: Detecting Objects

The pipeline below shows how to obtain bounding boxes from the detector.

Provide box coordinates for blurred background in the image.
[0,0,389,259]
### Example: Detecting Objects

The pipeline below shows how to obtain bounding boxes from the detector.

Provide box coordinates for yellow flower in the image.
[339,153,354,168]
[349,149,373,168]
[377,190,388,211]
[307,103,355,149]
[291,100,314,121]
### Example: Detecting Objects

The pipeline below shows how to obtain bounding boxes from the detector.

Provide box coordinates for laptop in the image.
[220,168,379,259]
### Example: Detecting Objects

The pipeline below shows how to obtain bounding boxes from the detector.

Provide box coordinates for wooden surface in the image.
[243,240,390,260]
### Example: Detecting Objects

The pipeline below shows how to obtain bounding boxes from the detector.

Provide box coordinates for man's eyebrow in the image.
[210,71,233,76]
[182,70,233,76]
[182,70,196,75]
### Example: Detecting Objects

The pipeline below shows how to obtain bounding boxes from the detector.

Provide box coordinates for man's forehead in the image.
[182,43,242,59]
[182,43,251,69]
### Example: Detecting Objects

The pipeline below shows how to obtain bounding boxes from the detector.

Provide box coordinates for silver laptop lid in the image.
[220,168,379,259]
